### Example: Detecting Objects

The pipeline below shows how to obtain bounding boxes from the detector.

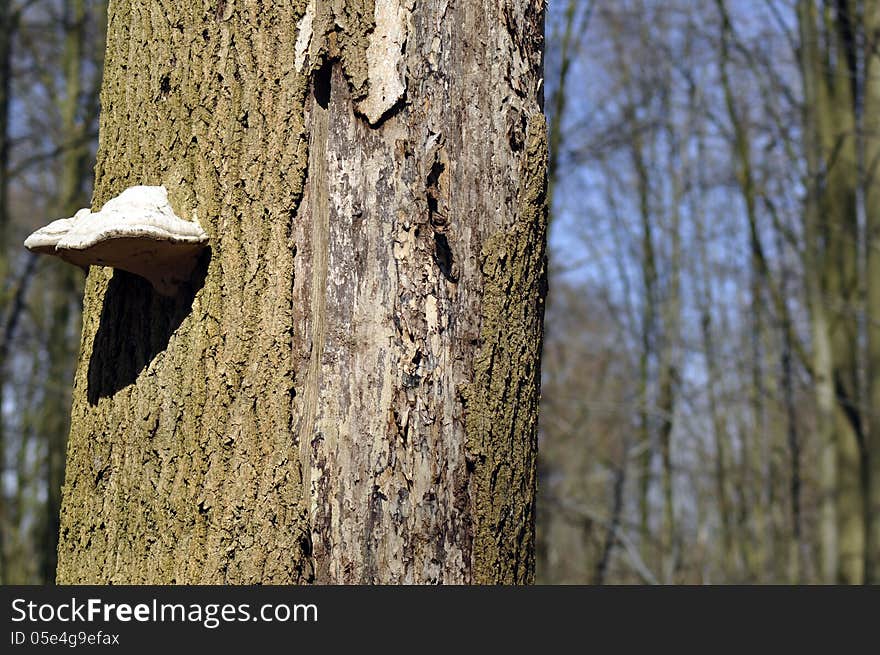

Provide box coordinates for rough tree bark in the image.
[55,0,546,584]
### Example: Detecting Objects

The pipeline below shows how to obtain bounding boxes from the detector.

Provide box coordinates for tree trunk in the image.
[797,0,866,584]
[55,0,546,584]
[0,0,14,252]
[819,0,863,585]
[863,0,880,584]
[0,0,14,586]
[35,0,93,585]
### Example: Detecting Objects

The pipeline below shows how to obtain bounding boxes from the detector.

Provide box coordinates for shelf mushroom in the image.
[24,186,209,296]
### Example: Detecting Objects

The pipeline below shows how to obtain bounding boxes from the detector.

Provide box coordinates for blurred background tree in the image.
[4,0,880,584]
[539,0,880,584]
[0,0,104,584]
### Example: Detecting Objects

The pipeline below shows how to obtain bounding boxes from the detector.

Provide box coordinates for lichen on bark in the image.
[57,0,317,584]
[464,114,548,584]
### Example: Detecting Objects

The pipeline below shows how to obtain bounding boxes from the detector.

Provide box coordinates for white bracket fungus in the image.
[24,185,209,296]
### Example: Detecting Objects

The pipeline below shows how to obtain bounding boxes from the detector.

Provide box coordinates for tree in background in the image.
[0,0,104,584]
[795,0,880,584]
[861,0,880,585]
[537,0,862,584]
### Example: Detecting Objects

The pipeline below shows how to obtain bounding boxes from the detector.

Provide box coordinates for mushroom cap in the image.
[59,186,208,251]
[23,209,90,254]
[23,185,209,295]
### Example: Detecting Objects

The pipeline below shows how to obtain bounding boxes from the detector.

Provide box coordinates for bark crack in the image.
[300,62,333,578]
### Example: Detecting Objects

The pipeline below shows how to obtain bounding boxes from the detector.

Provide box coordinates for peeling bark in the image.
[57,0,546,584]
